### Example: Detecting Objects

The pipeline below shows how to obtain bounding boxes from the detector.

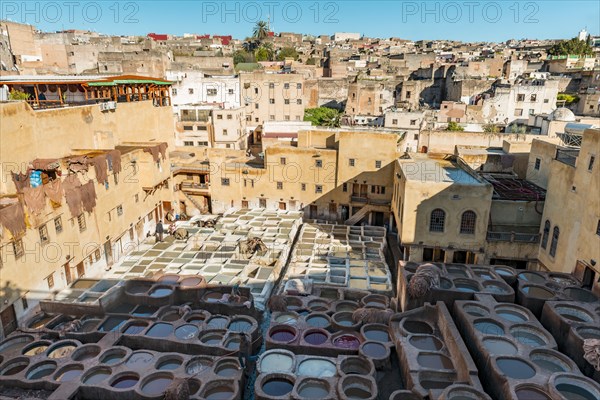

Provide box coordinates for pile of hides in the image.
[584,339,600,371]
[408,263,441,299]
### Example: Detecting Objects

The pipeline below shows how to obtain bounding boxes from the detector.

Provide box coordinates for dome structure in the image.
[549,107,576,122]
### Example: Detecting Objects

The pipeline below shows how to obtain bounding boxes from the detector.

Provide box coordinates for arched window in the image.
[429,209,446,232]
[460,211,477,234]
[549,226,560,257]
[541,220,550,249]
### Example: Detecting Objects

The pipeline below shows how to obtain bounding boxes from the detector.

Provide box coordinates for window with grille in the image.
[221,178,230,186]
[541,220,550,249]
[77,214,86,232]
[315,185,323,194]
[549,226,559,257]
[349,159,355,167]
[277,182,283,190]
[13,239,24,259]
[460,211,476,234]
[315,160,322,168]
[534,158,541,170]
[39,224,49,244]
[54,217,63,234]
[116,205,123,216]
[429,209,446,232]
[375,160,382,168]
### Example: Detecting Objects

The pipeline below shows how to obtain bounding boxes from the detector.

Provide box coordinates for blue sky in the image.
[2,1,599,41]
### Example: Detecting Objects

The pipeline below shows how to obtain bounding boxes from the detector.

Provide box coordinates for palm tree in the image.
[252,21,269,42]
[255,42,275,61]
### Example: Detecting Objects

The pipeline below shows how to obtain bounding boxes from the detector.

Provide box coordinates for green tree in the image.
[233,50,254,65]
[9,90,30,101]
[252,21,270,42]
[557,93,579,105]
[304,107,341,127]
[277,47,299,61]
[446,121,464,131]
[255,43,274,62]
[548,37,595,57]
[483,123,501,133]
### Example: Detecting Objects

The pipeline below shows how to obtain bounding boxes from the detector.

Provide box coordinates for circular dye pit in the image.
[515,387,552,400]
[555,306,594,323]
[110,374,139,389]
[522,285,554,299]
[200,332,224,346]
[175,324,199,340]
[82,367,111,384]
[447,266,470,277]
[339,357,373,375]
[510,327,550,347]
[228,319,253,332]
[28,315,54,329]
[308,300,330,312]
[22,342,50,356]
[531,351,570,373]
[474,320,504,336]
[332,312,356,327]
[305,314,330,329]
[259,352,294,374]
[440,277,453,289]
[207,317,229,329]
[564,287,598,303]
[47,343,77,359]
[555,384,598,400]
[304,331,328,346]
[126,284,151,295]
[577,327,600,340]
[161,312,180,322]
[0,358,29,376]
[214,361,239,377]
[158,275,179,283]
[333,334,360,349]
[335,301,358,313]
[409,335,443,351]
[483,338,518,355]
[361,342,388,359]
[125,351,154,370]
[180,277,202,287]
[403,320,433,335]
[344,384,372,399]
[141,374,173,396]
[496,358,536,379]
[463,304,489,317]
[454,279,481,293]
[0,335,34,355]
[298,359,336,378]
[147,323,174,338]
[71,345,101,361]
[495,267,515,277]
[417,354,453,370]
[54,365,84,382]
[274,313,299,325]
[149,286,173,298]
[518,272,546,284]
[286,298,303,311]
[362,325,390,342]
[495,306,529,322]
[270,327,297,343]
[224,336,241,350]
[123,322,148,335]
[100,350,126,365]
[297,379,329,398]
[26,362,56,380]
[262,378,294,397]
[156,358,182,371]
[484,282,511,294]
[186,357,213,374]
[203,385,235,400]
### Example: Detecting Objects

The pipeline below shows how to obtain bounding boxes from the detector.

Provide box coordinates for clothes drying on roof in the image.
[23,186,46,214]
[11,172,30,192]
[31,158,60,170]
[43,179,64,204]
[107,149,122,174]
[93,154,108,185]
[0,201,26,237]
[81,180,97,213]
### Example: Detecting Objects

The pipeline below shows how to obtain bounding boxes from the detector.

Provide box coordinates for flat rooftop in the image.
[399,153,485,185]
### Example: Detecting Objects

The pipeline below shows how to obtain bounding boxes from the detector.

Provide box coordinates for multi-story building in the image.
[168,71,241,110]
[175,104,247,150]
[240,71,306,128]
[530,129,600,293]
[0,88,175,338]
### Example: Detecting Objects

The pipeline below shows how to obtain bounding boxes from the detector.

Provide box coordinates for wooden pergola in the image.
[2,74,172,109]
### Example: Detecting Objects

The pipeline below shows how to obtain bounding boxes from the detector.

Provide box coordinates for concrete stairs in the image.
[345,204,375,225]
